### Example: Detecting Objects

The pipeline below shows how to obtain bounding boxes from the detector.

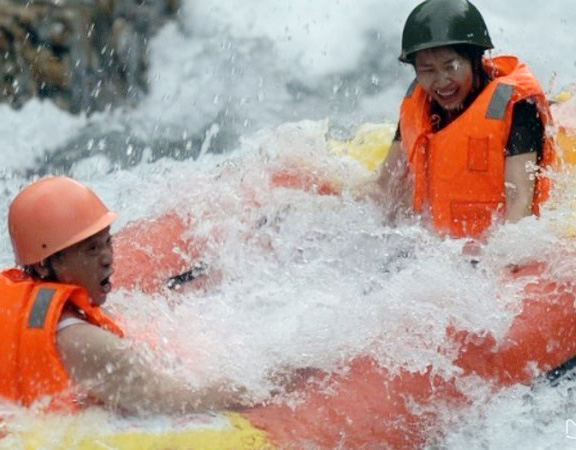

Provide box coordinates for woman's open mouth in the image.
[435,87,459,102]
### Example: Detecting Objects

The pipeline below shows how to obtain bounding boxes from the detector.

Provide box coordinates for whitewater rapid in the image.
[1,0,576,448]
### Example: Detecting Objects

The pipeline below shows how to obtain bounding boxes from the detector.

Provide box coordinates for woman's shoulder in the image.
[507,100,544,157]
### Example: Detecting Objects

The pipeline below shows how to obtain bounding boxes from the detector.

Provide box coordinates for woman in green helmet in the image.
[377,0,555,240]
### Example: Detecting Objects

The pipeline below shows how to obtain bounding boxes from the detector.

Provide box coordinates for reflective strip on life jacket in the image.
[28,288,55,329]
[486,84,515,120]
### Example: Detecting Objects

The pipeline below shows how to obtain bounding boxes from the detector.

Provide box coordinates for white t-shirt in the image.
[57,316,87,332]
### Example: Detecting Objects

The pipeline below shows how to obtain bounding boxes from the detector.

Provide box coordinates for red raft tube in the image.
[112,166,341,294]
[242,261,576,448]
[110,169,576,448]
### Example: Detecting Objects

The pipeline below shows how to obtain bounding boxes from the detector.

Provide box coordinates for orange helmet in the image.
[8,177,117,265]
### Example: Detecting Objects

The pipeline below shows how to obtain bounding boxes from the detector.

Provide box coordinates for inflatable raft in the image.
[4,258,576,449]
[3,96,576,449]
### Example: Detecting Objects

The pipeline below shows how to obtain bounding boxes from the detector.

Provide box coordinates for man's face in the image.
[51,227,114,306]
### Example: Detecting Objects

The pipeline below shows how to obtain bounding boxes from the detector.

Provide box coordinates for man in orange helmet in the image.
[1,176,244,414]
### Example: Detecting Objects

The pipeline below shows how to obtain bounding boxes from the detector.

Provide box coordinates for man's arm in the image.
[57,323,245,415]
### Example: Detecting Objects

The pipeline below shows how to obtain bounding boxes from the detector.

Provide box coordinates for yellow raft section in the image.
[0,411,273,450]
[327,92,576,172]
[328,122,395,172]
[555,94,576,166]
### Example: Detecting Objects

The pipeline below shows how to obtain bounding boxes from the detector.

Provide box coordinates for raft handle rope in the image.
[545,355,576,386]
[165,261,209,290]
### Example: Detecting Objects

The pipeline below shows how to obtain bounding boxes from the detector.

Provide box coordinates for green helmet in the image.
[399,0,494,63]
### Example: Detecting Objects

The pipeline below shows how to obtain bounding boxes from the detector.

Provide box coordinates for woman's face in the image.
[414,47,474,111]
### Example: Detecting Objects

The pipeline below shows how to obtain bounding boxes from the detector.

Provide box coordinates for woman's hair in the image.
[451,44,491,91]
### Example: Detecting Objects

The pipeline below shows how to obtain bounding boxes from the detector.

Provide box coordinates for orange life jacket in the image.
[0,269,124,408]
[400,56,556,239]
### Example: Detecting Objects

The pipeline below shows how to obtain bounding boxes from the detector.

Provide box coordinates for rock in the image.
[0,0,180,113]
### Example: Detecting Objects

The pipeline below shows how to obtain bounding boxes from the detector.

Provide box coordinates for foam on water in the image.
[1,0,576,447]
[0,101,88,172]
[1,121,575,447]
